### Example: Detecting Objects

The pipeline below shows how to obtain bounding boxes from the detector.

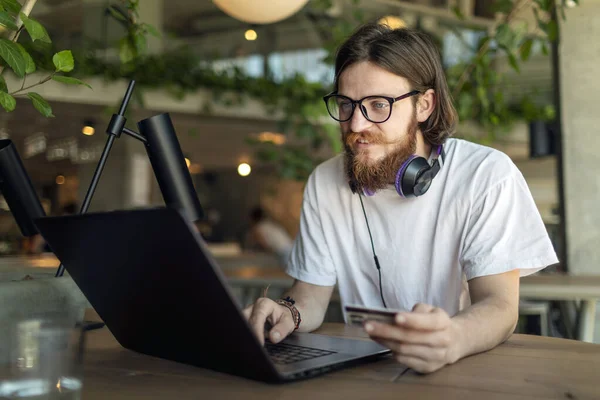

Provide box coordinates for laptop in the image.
[34,207,390,383]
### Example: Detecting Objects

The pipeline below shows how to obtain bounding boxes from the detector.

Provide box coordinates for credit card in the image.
[344,304,404,326]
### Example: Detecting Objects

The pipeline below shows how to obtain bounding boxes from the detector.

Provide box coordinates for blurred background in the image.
[0,0,597,341]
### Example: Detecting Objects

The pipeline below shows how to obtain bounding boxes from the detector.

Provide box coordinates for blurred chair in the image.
[517,300,550,336]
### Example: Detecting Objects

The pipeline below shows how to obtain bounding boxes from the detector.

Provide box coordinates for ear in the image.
[416,88,436,123]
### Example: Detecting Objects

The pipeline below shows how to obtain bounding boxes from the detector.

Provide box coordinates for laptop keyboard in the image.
[264,341,337,364]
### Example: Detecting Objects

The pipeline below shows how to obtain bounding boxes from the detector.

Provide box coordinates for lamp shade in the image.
[212,0,309,24]
[0,139,45,237]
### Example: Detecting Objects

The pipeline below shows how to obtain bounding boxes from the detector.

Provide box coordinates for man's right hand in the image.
[243,297,296,345]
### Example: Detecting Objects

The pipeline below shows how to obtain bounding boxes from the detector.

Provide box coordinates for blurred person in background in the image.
[246,206,293,267]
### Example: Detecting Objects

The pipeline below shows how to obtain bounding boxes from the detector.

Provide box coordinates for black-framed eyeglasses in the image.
[323,90,420,123]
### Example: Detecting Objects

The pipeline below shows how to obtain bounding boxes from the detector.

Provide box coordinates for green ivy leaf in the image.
[0,90,15,112]
[492,0,514,13]
[0,38,25,77]
[533,0,552,12]
[119,37,135,64]
[107,5,127,22]
[52,50,74,72]
[0,0,21,15]
[0,10,17,30]
[508,52,520,73]
[495,23,514,50]
[133,33,146,55]
[476,86,490,112]
[27,92,54,117]
[20,13,51,43]
[520,38,534,61]
[0,74,7,92]
[257,147,279,162]
[451,5,465,20]
[52,75,91,89]
[15,43,35,74]
[143,23,161,37]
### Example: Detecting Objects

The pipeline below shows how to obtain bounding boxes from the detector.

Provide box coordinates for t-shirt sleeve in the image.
[285,175,337,286]
[460,165,559,281]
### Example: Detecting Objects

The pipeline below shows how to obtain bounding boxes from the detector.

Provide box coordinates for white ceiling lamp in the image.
[212,0,309,24]
[378,16,406,29]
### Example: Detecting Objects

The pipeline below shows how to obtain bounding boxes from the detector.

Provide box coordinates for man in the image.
[243,22,558,373]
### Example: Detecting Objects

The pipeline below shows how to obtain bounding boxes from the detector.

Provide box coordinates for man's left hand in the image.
[364,303,459,374]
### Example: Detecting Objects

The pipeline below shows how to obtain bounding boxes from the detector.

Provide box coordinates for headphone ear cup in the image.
[396,156,430,198]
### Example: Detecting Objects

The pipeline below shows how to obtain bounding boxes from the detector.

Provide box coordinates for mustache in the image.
[343,131,384,147]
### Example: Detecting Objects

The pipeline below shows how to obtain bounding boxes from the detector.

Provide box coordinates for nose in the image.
[348,104,373,133]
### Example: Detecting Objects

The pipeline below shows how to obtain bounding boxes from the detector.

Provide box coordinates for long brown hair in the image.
[333,22,457,145]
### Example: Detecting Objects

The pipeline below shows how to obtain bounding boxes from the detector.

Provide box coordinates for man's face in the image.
[338,61,419,192]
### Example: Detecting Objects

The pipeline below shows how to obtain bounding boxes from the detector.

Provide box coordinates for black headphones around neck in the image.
[349,144,445,198]
[349,144,445,308]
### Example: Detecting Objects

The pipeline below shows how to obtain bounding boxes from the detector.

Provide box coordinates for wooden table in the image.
[79,312,600,399]
[520,275,600,343]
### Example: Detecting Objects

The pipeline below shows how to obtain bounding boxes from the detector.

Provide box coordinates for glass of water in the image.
[0,311,85,399]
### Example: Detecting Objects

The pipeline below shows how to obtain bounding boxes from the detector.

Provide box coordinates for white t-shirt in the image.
[285,138,558,317]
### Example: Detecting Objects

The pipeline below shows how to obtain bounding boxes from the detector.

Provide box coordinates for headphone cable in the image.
[358,193,387,308]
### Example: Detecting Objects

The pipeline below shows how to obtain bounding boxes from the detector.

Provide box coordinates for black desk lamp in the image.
[54,80,203,277]
[0,139,46,237]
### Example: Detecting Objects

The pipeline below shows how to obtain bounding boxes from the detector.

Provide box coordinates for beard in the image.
[344,114,418,194]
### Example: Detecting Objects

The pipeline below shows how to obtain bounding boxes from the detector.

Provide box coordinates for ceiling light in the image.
[245,29,257,41]
[212,0,309,24]
[378,16,406,29]
[55,175,65,185]
[237,162,251,176]
[82,125,95,136]
[257,132,285,145]
[82,119,95,136]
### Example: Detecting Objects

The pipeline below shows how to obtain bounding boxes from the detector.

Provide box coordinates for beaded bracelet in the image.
[275,296,301,330]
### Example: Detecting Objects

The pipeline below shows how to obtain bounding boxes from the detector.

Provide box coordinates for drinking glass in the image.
[0,311,85,400]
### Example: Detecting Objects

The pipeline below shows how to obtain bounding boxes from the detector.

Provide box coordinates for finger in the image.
[371,338,406,356]
[269,310,296,343]
[412,303,435,313]
[365,321,451,347]
[247,298,275,345]
[242,304,253,320]
[394,355,444,374]
[396,307,450,331]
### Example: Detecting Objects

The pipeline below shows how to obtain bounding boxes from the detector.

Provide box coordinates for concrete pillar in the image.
[558,0,600,344]
[558,1,600,276]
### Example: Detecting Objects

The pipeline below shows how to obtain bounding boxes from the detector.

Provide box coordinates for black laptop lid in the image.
[34,207,280,382]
